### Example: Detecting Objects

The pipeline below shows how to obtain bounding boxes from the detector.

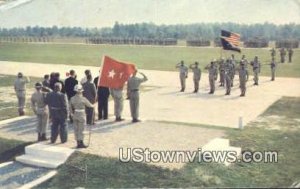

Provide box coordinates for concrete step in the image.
[224,146,242,166]
[25,143,74,161]
[202,138,230,152]
[16,154,62,169]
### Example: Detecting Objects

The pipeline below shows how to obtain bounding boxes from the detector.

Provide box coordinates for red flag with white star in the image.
[99,56,136,88]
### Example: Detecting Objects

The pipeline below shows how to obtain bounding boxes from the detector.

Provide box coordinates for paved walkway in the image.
[0,116,225,169]
[1,61,300,128]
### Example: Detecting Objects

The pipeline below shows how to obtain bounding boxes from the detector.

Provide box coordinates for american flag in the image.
[221,30,241,52]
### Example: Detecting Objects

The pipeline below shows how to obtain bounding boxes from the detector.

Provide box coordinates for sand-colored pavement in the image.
[1,61,300,128]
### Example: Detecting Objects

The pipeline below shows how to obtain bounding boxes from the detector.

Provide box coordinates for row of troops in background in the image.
[14,69,147,148]
[176,53,279,97]
[270,47,293,63]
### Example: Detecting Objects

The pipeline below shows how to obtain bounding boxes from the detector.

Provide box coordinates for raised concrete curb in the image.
[16,143,75,169]
[17,170,57,189]
[0,116,33,125]
[202,137,241,166]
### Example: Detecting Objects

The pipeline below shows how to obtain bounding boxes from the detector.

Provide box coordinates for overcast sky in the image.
[0,0,299,28]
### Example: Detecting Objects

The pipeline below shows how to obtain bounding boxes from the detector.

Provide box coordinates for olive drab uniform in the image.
[189,64,201,93]
[288,48,293,63]
[110,88,124,120]
[70,94,93,144]
[279,48,286,63]
[224,61,233,95]
[31,90,49,141]
[44,90,68,143]
[127,73,148,122]
[270,48,276,58]
[218,60,225,87]
[239,65,249,97]
[270,59,276,81]
[14,76,30,116]
[176,64,188,92]
[251,58,260,85]
[229,60,235,87]
[207,64,217,94]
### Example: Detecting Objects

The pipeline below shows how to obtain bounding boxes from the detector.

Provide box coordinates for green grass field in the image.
[0,43,299,77]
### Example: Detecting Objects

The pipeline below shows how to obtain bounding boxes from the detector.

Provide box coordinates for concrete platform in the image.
[16,143,75,169]
[202,137,242,166]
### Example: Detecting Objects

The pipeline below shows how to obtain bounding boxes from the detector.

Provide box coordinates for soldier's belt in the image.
[50,107,61,110]
[130,89,139,92]
[75,109,85,112]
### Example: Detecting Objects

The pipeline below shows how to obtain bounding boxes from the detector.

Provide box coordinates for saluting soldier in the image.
[206,61,217,94]
[229,58,236,87]
[31,82,51,141]
[239,62,249,97]
[110,87,125,121]
[288,48,293,63]
[250,56,261,85]
[189,62,201,93]
[224,60,233,95]
[127,70,148,123]
[14,72,30,116]
[175,61,188,92]
[218,58,225,87]
[70,85,94,148]
[45,82,68,144]
[270,48,276,59]
[270,57,276,81]
[279,48,286,63]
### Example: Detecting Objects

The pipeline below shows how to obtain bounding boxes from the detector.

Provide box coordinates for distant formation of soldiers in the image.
[175,47,291,97]
[271,47,294,63]
[14,69,147,148]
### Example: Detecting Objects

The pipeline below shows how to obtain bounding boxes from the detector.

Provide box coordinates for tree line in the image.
[0,22,299,41]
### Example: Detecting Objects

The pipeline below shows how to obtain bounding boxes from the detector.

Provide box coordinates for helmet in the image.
[74,84,84,92]
[35,82,42,88]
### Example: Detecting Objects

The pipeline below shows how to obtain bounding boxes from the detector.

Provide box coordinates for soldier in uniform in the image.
[70,85,94,148]
[229,58,236,87]
[14,72,30,116]
[279,48,286,63]
[270,57,276,81]
[288,48,293,63]
[82,74,97,124]
[127,70,148,123]
[218,58,225,87]
[206,61,217,94]
[224,60,232,95]
[239,62,249,97]
[189,62,201,93]
[270,48,276,59]
[240,55,248,69]
[65,70,78,123]
[45,82,68,143]
[110,87,125,121]
[250,56,261,85]
[31,82,51,141]
[175,61,188,92]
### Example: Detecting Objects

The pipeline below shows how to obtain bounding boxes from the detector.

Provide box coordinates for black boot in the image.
[77,140,87,148]
[41,133,47,141]
[116,116,124,122]
[37,133,41,141]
